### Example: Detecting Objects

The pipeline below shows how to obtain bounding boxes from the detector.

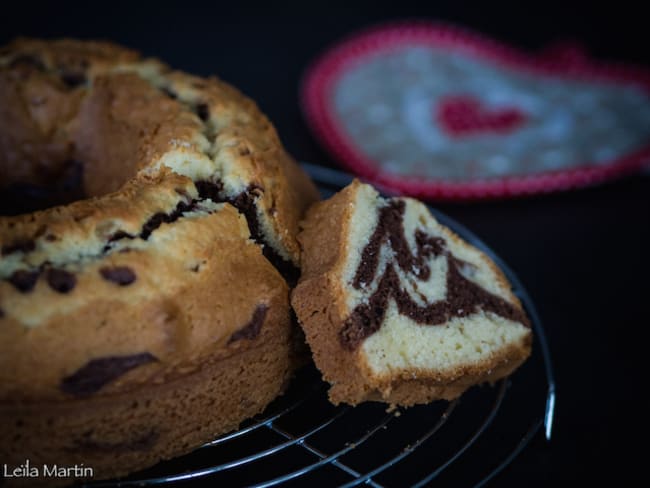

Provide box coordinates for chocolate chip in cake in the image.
[195,103,210,122]
[228,305,269,343]
[0,307,5,319]
[46,268,76,293]
[60,352,157,396]
[100,266,136,286]
[2,239,36,256]
[8,270,40,293]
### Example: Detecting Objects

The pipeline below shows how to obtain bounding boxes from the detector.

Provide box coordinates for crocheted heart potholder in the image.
[301,22,650,200]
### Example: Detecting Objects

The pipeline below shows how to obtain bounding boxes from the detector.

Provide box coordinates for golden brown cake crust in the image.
[0,38,319,482]
[0,201,289,400]
[292,182,383,405]
[1,332,293,486]
[0,37,319,265]
[291,180,532,407]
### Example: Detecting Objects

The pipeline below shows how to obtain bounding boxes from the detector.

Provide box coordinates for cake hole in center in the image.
[0,160,86,216]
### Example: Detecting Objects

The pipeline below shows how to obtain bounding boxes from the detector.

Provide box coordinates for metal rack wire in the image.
[88,165,555,487]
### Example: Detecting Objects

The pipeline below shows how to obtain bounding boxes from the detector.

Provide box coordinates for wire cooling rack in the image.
[89,164,555,488]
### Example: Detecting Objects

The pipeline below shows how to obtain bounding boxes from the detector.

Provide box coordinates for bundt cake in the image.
[291,180,532,406]
[0,38,319,484]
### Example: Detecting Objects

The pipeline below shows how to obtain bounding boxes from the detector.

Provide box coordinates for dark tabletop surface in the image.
[2,1,649,486]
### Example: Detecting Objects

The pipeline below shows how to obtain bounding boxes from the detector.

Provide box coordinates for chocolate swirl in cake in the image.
[196,181,300,284]
[228,304,269,343]
[8,270,40,293]
[60,352,157,397]
[340,200,529,350]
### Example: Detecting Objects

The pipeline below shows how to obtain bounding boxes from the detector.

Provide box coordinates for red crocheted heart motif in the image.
[436,95,527,137]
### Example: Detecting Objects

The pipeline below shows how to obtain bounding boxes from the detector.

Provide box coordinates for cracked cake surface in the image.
[0,38,319,484]
[291,180,532,407]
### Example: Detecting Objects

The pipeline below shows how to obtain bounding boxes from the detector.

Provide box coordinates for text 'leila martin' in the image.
[2,460,93,479]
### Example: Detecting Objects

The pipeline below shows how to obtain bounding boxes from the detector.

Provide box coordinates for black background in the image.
[2,1,649,486]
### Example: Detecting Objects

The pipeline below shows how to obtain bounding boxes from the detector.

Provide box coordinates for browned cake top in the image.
[0,38,317,401]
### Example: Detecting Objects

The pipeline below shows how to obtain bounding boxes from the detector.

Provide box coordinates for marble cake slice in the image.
[291,180,532,406]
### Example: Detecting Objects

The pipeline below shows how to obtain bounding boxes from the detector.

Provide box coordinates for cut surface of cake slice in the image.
[291,180,532,406]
